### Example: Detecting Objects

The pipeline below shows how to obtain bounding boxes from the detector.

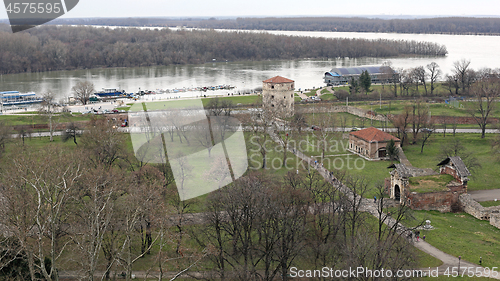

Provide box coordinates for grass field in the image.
[0,112,92,126]
[407,211,500,269]
[402,134,500,191]
[409,174,455,193]
[479,201,500,208]
[200,94,262,107]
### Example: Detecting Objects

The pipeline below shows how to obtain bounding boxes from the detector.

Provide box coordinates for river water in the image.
[1,28,500,102]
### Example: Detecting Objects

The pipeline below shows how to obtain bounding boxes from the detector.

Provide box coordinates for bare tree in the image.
[0,121,10,157]
[70,165,119,281]
[61,122,80,145]
[412,66,428,95]
[80,116,129,167]
[466,76,499,138]
[453,59,476,95]
[15,126,32,145]
[39,92,58,142]
[391,106,411,147]
[72,81,95,105]
[380,61,394,90]
[437,138,481,174]
[427,62,442,96]
[247,107,274,169]
[1,146,82,281]
[420,126,435,153]
[411,100,429,144]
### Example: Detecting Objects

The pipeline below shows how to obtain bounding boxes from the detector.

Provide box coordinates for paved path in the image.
[295,91,308,100]
[469,189,500,202]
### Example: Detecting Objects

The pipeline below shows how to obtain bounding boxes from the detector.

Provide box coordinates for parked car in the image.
[311,125,321,131]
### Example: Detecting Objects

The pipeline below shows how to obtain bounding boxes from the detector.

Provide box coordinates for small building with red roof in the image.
[348,127,400,160]
[262,76,295,117]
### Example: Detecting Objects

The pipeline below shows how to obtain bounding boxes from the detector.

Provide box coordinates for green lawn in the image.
[304,88,320,97]
[480,201,500,208]
[303,111,387,129]
[0,113,92,126]
[201,94,261,107]
[409,174,455,193]
[406,211,500,269]
[319,93,337,101]
[403,134,500,191]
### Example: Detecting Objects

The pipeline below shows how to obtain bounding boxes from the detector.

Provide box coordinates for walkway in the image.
[469,189,500,202]
[295,91,308,100]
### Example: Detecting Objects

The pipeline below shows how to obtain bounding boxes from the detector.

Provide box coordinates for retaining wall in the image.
[297,106,389,122]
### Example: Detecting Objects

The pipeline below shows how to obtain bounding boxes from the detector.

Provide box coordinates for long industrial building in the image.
[324,66,394,86]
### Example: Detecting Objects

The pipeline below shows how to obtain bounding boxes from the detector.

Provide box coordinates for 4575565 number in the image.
[6,3,62,14]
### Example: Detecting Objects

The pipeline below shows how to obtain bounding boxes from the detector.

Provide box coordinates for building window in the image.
[271,104,274,107]
[291,94,293,98]
[271,95,274,99]
[271,85,274,89]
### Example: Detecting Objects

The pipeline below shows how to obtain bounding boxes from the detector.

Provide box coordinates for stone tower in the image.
[262,76,295,118]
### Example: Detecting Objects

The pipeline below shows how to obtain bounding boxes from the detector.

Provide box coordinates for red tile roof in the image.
[263,76,294,83]
[350,127,400,142]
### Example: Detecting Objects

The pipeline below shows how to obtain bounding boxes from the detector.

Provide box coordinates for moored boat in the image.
[0,91,43,106]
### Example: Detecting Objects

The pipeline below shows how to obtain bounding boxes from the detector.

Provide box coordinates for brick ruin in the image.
[387,157,470,213]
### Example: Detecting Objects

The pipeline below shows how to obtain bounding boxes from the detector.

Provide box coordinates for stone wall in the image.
[491,213,500,229]
[297,105,389,122]
[459,193,491,220]
[408,190,459,213]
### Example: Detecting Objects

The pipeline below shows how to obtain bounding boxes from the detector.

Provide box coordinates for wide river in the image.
[1,27,500,101]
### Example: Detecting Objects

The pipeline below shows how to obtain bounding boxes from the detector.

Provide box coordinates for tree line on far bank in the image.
[0,25,447,75]
[43,16,500,35]
[197,17,500,35]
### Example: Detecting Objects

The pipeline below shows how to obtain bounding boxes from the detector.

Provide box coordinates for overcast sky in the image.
[1,0,500,19]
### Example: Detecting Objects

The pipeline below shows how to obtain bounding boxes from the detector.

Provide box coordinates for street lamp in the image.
[458,256,461,274]
[454,78,458,96]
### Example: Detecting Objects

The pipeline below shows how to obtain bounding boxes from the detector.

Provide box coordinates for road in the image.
[469,189,500,202]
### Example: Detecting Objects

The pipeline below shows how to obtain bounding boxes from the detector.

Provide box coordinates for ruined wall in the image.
[297,106,389,122]
[490,213,500,229]
[408,190,459,213]
[440,166,461,183]
[459,193,491,220]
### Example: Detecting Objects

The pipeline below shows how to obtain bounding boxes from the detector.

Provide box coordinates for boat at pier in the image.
[0,91,43,106]
[94,88,132,98]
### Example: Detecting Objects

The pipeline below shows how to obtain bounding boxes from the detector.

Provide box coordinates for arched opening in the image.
[394,184,401,202]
